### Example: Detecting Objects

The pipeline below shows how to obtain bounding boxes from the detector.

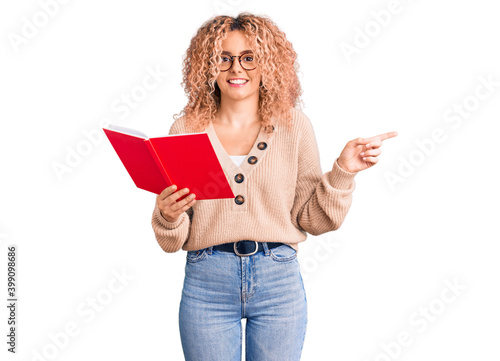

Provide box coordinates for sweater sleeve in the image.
[290,114,358,235]
[151,116,193,253]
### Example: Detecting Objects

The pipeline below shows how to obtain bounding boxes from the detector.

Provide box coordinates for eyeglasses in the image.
[219,51,257,72]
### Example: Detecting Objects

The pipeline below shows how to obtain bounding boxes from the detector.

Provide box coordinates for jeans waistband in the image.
[212,241,284,257]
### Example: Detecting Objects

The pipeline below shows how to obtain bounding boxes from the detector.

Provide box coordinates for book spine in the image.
[144,139,173,188]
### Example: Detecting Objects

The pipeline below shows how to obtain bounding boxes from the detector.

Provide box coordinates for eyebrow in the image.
[221,50,253,55]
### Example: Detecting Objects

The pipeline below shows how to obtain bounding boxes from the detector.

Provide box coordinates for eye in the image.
[243,55,254,62]
[220,55,231,62]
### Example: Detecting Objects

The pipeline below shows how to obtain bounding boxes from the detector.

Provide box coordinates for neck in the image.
[216,94,260,128]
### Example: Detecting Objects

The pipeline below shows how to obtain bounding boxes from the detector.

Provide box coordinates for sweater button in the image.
[248,156,258,165]
[257,142,267,150]
[235,195,245,205]
[234,173,244,183]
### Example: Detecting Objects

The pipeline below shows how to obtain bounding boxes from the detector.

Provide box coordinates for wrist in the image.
[335,158,357,174]
[160,210,174,222]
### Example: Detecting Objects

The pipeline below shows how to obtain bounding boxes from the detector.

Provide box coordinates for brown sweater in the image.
[151,107,358,253]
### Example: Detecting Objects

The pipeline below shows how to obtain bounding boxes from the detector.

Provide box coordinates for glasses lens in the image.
[241,53,256,70]
[219,55,232,71]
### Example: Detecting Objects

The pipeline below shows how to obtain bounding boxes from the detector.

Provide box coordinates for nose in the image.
[229,58,244,72]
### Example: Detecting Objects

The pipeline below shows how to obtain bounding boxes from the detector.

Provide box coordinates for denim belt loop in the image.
[207,246,213,255]
[262,242,270,256]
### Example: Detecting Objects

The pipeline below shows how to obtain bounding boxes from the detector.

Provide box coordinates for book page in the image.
[105,124,148,139]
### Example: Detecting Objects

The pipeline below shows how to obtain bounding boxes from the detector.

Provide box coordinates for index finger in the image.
[158,184,177,200]
[364,131,398,143]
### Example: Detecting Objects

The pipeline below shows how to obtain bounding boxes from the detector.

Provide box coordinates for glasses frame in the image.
[218,51,257,72]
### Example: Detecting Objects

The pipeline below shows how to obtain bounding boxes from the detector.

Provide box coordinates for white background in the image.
[1,0,499,360]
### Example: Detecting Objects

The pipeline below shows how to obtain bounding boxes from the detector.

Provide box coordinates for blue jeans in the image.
[179,242,308,361]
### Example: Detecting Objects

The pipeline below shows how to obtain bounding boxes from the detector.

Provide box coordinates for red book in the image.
[103,125,234,200]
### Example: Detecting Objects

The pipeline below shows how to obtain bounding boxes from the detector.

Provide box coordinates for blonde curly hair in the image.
[175,12,304,134]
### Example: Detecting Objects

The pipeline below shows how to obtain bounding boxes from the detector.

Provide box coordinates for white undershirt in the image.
[229,155,247,167]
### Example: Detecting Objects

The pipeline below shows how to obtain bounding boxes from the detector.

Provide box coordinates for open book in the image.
[103,124,234,200]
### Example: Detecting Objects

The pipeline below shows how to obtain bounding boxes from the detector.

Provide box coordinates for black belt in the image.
[212,240,284,257]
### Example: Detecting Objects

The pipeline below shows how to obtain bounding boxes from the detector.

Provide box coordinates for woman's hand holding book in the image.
[157,184,196,223]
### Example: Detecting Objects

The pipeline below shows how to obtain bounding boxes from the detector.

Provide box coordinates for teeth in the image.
[229,79,248,84]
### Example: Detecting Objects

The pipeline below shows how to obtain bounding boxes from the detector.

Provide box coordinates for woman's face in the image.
[216,30,261,104]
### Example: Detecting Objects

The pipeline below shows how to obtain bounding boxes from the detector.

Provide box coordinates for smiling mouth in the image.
[228,79,249,84]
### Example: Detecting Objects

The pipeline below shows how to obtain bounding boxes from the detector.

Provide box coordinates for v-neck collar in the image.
[205,119,276,177]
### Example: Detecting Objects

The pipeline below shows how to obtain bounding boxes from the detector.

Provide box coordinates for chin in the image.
[221,88,259,101]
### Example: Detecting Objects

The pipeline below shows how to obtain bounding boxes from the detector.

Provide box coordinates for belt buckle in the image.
[233,240,258,257]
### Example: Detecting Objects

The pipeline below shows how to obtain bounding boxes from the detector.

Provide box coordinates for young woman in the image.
[152,13,397,361]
